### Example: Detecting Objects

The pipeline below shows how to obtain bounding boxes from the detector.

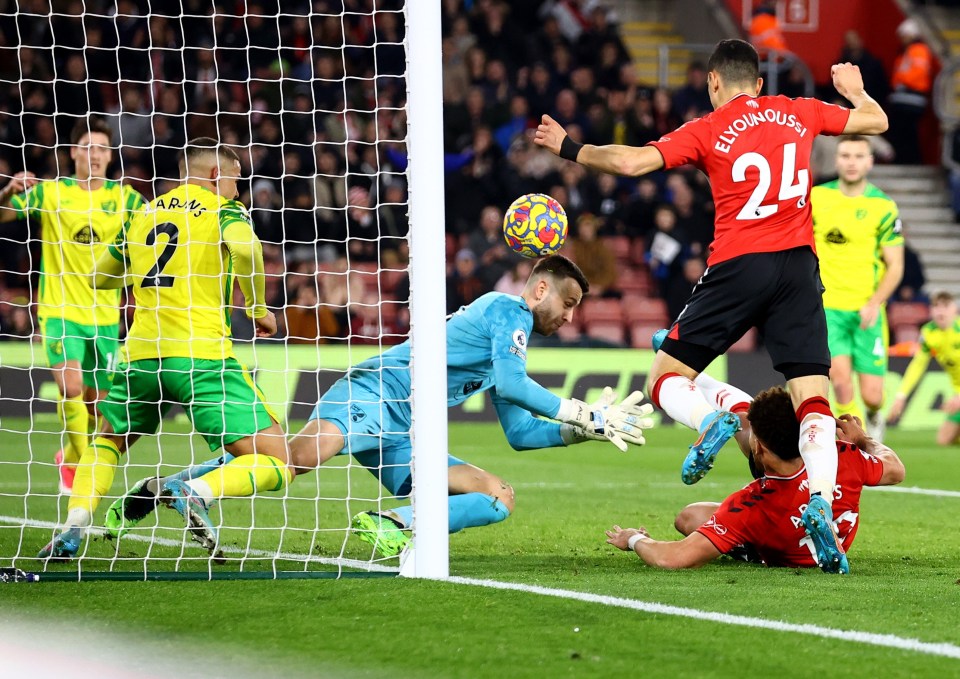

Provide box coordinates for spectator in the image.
[645,204,691,300]
[749,0,788,56]
[494,259,534,297]
[285,284,340,344]
[447,249,486,314]
[467,205,517,289]
[665,256,706,323]
[672,62,712,121]
[570,213,618,297]
[839,31,889,107]
[887,19,935,165]
[893,242,928,304]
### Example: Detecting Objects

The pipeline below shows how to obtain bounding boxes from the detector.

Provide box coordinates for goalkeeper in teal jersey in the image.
[106,255,654,556]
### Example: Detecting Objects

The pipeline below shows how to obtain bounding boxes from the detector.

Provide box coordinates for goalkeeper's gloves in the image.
[558,387,655,452]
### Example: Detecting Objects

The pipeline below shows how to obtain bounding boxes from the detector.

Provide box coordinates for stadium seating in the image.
[887,301,930,329]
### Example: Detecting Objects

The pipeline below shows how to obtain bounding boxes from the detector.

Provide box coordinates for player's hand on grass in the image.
[605,525,650,551]
[534,114,568,156]
[254,311,277,337]
[831,62,865,100]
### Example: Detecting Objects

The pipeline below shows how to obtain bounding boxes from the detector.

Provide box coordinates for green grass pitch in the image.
[0,418,958,677]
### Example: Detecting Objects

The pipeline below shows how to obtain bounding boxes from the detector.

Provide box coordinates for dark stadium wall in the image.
[724,0,905,85]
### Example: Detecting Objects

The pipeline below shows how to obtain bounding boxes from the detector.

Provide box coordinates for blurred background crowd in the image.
[0,0,933,348]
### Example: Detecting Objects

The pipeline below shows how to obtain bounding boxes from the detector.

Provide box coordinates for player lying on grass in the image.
[39,139,291,561]
[888,291,960,446]
[0,117,145,495]
[606,387,905,569]
[106,255,655,558]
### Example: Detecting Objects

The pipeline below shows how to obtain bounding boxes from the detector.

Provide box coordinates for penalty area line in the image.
[446,576,960,661]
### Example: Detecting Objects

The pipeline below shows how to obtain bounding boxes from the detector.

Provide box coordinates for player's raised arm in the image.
[832,63,889,135]
[0,171,40,223]
[534,114,665,177]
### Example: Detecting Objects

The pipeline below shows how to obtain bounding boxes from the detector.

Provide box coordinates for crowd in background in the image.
[0,0,933,347]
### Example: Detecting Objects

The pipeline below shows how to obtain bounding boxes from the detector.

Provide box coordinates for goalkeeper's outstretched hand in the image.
[560,387,655,452]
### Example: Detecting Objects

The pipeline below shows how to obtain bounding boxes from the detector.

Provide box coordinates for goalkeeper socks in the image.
[796,396,838,498]
[390,493,511,534]
[67,438,121,517]
[834,398,864,422]
[165,453,236,486]
[652,373,716,432]
[59,394,89,465]
[693,373,752,413]
[189,453,292,504]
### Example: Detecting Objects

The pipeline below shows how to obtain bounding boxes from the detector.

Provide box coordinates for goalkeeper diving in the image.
[39,139,291,561]
[107,254,654,557]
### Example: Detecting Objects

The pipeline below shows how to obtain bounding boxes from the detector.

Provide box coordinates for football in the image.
[502,193,568,258]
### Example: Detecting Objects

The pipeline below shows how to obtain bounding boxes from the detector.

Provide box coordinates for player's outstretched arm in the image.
[605,525,721,569]
[534,114,665,177]
[0,171,39,223]
[832,63,888,135]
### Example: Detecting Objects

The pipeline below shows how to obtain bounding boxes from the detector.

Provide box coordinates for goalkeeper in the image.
[39,139,291,561]
[108,254,654,557]
[0,117,145,494]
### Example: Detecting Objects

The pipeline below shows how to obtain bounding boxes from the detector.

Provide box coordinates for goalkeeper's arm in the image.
[491,391,565,451]
[222,219,268,320]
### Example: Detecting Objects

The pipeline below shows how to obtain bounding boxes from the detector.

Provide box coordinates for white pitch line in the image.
[2,515,958,659]
[0,514,396,574]
[867,485,960,498]
[447,576,960,660]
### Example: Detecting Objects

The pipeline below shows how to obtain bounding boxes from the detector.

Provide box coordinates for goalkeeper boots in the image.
[352,511,410,558]
[37,526,82,561]
[681,410,741,485]
[160,479,219,554]
[54,449,76,495]
[105,477,160,539]
[651,328,668,352]
[801,494,850,574]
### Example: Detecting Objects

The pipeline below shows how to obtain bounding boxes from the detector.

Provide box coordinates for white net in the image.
[0,1,417,578]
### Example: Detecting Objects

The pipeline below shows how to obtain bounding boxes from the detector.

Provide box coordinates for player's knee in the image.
[674,502,717,536]
[488,478,515,514]
[936,430,956,446]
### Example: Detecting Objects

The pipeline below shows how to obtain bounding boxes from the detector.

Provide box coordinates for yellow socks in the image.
[59,394,90,465]
[67,437,121,521]
[834,399,864,423]
[188,454,292,503]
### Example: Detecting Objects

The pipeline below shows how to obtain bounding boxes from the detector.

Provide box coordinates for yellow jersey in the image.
[811,181,904,311]
[898,319,960,397]
[10,177,144,326]
[109,184,260,361]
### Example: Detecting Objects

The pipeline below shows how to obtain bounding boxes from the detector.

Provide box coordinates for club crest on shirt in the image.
[350,404,366,422]
[73,225,101,244]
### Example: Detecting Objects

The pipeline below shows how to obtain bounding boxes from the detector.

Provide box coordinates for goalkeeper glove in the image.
[558,387,655,452]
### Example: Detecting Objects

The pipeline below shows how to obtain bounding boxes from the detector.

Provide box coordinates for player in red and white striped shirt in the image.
[605,387,904,569]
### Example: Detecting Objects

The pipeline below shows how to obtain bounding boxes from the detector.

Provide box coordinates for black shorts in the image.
[662,246,829,374]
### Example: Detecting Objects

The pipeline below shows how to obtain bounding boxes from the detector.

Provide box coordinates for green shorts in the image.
[41,317,120,390]
[98,357,277,451]
[949,410,960,425]
[825,307,888,376]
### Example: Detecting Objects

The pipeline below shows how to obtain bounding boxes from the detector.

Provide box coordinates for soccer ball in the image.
[502,193,568,258]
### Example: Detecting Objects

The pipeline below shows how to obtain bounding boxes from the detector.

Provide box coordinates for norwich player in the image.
[39,138,292,561]
[812,135,904,442]
[0,118,145,493]
[888,291,960,445]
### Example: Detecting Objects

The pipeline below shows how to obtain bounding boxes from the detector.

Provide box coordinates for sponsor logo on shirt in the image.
[463,380,483,396]
[73,225,101,244]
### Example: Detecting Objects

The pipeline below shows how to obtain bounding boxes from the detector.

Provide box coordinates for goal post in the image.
[403,0,449,580]
[0,1,449,580]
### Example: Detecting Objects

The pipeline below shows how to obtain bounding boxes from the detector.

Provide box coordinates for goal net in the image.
[0,1,448,580]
